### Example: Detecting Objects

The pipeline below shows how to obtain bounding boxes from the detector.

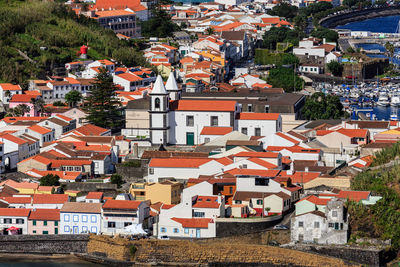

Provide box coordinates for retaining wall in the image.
[216,216,282,237]
[0,235,89,254]
[320,7,400,28]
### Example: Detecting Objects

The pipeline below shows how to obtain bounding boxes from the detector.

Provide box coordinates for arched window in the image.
[155,98,160,109]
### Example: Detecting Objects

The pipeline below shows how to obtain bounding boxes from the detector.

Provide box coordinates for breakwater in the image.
[320,7,400,29]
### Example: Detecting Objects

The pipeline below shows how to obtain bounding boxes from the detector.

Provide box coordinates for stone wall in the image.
[320,6,400,28]
[131,239,359,266]
[88,235,132,261]
[0,235,88,254]
[215,216,282,237]
[115,162,147,180]
[288,244,384,267]
[64,182,117,193]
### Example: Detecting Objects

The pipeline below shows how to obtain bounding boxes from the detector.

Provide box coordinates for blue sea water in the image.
[336,15,400,33]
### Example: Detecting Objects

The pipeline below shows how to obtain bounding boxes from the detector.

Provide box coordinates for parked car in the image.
[268,240,280,246]
[273,224,289,230]
[158,235,170,240]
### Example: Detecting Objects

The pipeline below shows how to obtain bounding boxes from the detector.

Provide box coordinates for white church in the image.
[124,73,282,146]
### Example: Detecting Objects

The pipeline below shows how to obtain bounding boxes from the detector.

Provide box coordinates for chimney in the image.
[323,38,326,44]
[287,161,294,175]
[305,167,309,172]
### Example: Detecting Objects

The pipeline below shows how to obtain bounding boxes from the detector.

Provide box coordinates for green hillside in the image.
[0,0,146,85]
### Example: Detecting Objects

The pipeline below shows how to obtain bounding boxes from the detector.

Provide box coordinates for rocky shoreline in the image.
[320,7,400,28]
[0,253,99,265]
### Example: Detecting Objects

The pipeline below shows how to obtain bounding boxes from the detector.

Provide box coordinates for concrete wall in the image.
[0,235,88,254]
[64,182,117,192]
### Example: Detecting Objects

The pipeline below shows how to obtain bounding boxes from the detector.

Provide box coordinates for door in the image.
[186,132,194,145]
[196,228,201,238]
[73,226,79,234]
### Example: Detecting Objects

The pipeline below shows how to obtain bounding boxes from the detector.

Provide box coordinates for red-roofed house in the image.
[85,192,104,203]
[199,126,233,143]
[156,181,223,238]
[26,125,55,146]
[32,194,69,209]
[0,83,22,104]
[0,208,30,234]
[101,199,149,234]
[237,113,282,137]
[28,209,60,235]
[9,94,40,117]
[316,128,370,149]
[295,195,330,215]
[148,158,225,182]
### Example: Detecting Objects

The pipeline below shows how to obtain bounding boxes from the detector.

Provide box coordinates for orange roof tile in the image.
[298,195,329,206]
[247,158,278,169]
[74,124,109,136]
[28,125,52,134]
[316,130,334,136]
[337,129,368,138]
[227,168,280,177]
[0,208,30,217]
[238,113,280,120]
[149,158,213,168]
[171,217,213,228]
[32,194,69,204]
[200,126,233,136]
[276,132,300,144]
[215,157,233,166]
[103,199,141,209]
[235,152,279,158]
[0,83,22,91]
[10,94,37,103]
[117,72,143,82]
[0,133,27,145]
[28,209,60,221]
[193,196,220,208]
[1,197,31,204]
[51,159,92,168]
[86,192,103,199]
[170,100,236,112]
[55,114,73,122]
[337,191,370,202]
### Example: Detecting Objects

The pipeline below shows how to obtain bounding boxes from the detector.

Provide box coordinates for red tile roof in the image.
[316,130,334,136]
[51,159,92,168]
[28,125,52,134]
[0,133,27,145]
[200,126,233,136]
[238,113,280,120]
[170,100,236,112]
[235,152,279,158]
[215,157,233,166]
[102,199,141,210]
[193,196,220,208]
[149,158,213,168]
[276,132,300,144]
[1,197,31,204]
[10,94,37,103]
[337,129,368,138]
[280,171,320,184]
[117,72,143,82]
[0,208,30,217]
[226,168,280,177]
[337,191,370,202]
[0,83,22,91]
[29,208,60,221]
[298,195,329,206]
[171,217,213,228]
[247,158,278,169]
[32,194,69,204]
[86,192,104,199]
[74,124,109,136]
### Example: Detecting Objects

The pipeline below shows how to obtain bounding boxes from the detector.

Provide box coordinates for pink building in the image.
[9,95,40,117]
[28,209,60,235]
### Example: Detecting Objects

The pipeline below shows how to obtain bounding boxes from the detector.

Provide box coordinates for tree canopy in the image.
[141,6,180,38]
[302,92,345,120]
[326,61,344,76]
[83,68,123,129]
[263,27,304,50]
[267,67,303,92]
[311,27,339,42]
[0,0,145,84]
[65,90,82,107]
[267,3,298,19]
[110,174,124,188]
[40,174,60,186]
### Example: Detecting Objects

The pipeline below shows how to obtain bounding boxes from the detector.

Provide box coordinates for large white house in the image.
[156,181,224,239]
[60,202,102,234]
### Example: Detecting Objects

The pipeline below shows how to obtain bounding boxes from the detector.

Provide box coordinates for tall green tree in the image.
[263,27,304,50]
[302,92,344,120]
[327,61,344,76]
[267,67,303,92]
[65,90,82,107]
[83,68,123,129]
[40,174,60,186]
[267,3,298,19]
[141,6,180,38]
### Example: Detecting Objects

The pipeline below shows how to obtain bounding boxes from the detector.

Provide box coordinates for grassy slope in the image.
[0,0,144,85]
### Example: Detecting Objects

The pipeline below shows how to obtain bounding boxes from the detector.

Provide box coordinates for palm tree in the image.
[30,97,45,116]
[18,104,30,115]
[206,27,215,36]
[385,42,395,64]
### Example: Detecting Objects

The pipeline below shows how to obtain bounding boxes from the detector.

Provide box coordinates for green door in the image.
[186,132,194,145]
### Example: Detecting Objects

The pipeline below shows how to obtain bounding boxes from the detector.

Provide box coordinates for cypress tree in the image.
[84,67,123,129]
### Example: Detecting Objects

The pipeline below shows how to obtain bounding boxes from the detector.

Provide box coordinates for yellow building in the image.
[197,51,225,66]
[129,180,183,205]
